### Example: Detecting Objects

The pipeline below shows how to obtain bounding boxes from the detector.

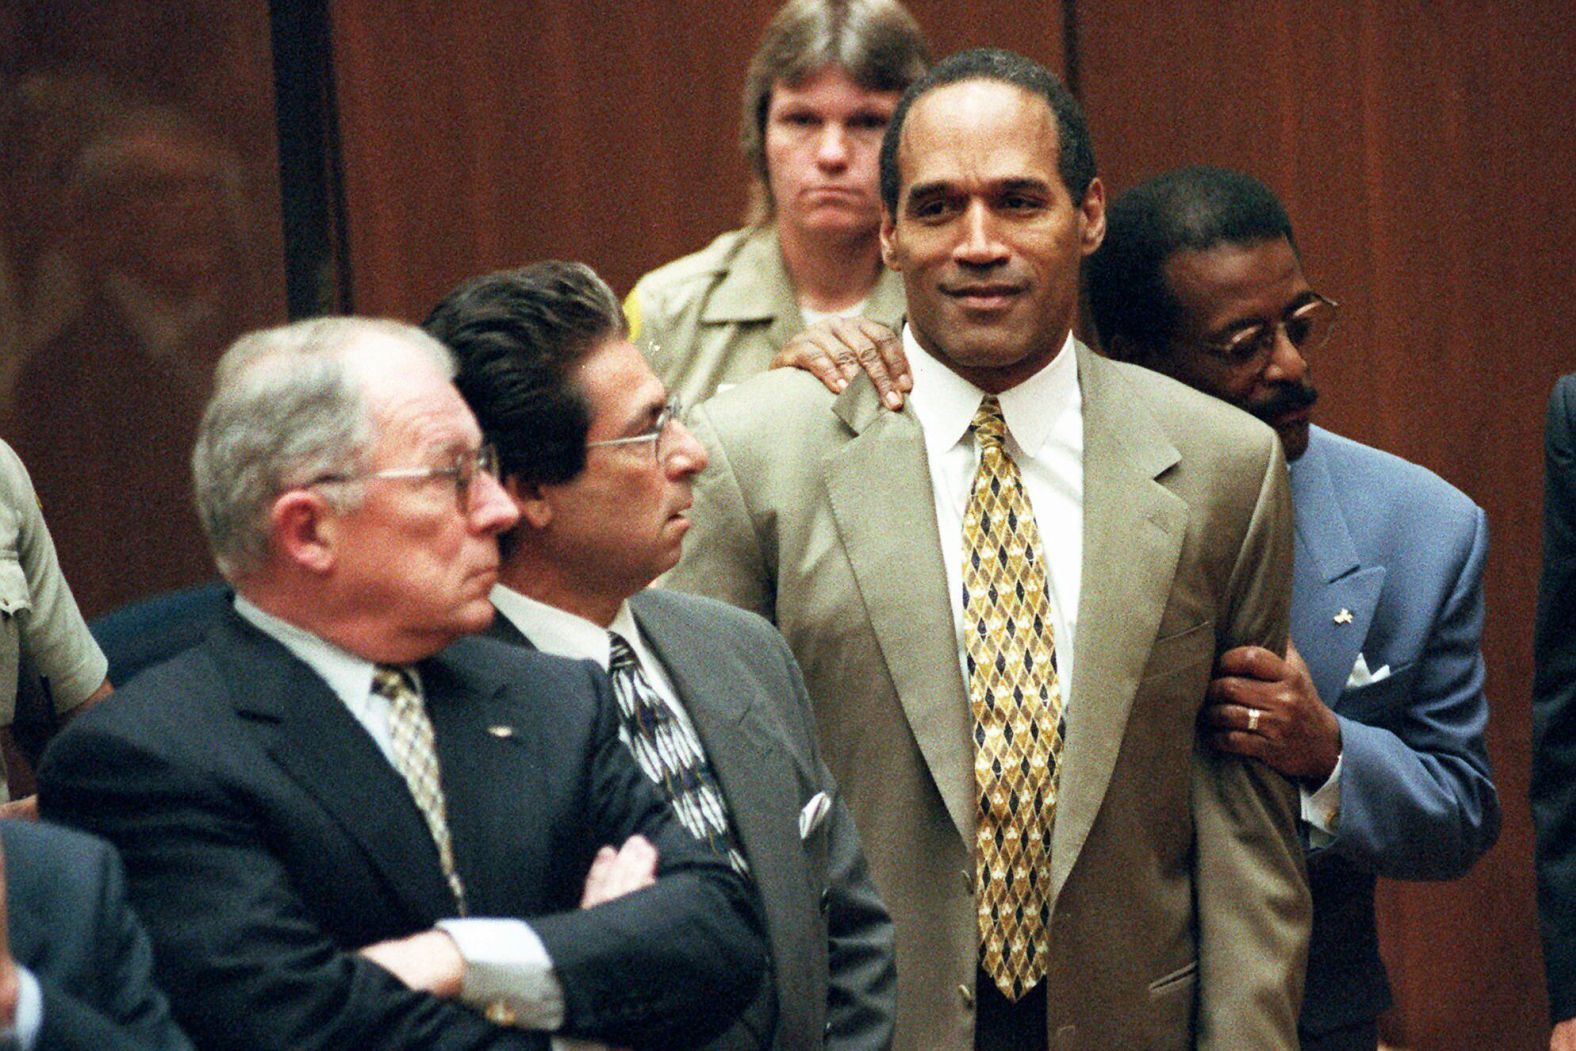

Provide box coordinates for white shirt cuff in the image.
[436,918,565,1030]
[1299,751,1344,847]
[8,965,41,1050]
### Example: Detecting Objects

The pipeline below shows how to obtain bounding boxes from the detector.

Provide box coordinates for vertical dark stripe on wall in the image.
[1062,0,1080,96]
[269,0,351,317]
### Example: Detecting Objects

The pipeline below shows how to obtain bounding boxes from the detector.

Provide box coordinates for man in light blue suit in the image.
[1087,167,1500,1051]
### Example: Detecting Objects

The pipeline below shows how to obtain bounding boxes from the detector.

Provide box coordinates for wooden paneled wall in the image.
[329,0,1064,316]
[0,0,287,616]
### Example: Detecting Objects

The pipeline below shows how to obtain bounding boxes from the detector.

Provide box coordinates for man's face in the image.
[765,64,899,244]
[1159,236,1319,460]
[540,339,709,607]
[880,79,1105,393]
[329,343,519,661]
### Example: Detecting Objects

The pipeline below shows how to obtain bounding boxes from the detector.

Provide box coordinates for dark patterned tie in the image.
[961,395,1065,1001]
[373,664,467,914]
[606,632,748,874]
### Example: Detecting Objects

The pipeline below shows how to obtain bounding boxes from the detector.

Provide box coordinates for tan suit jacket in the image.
[665,342,1310,1051]
[627,224,907,407]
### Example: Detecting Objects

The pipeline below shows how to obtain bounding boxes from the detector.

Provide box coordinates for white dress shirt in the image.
[231,597,567,1034]
[902,324,1084,702]
[490,585,703,742]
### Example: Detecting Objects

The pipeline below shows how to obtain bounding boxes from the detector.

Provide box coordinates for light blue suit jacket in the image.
[1289,425,1500,1036]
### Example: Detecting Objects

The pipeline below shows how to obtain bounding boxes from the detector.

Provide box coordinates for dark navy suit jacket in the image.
[1534,374,1576,1024]
[38,609,764,1051]
[3,819,193,1050]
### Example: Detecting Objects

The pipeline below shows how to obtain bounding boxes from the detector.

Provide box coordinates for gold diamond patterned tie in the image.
[961,395,1065,1001]
[373,665,467,914]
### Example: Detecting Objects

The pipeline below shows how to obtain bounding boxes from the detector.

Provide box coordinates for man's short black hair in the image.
[423,261,626,490]
[878,47,1096,218]
[1088,166,1297,358]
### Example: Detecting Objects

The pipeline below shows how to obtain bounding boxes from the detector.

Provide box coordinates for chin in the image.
[1277,423,1311,461]
[800,210,878,237]
[451,599,497,635]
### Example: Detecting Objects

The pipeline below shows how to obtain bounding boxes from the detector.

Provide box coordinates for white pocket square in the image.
[799,791,831,839]
[1346,652,1391,689]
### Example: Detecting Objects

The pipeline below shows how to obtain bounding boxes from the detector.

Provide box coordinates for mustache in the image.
[1254,382,1319,420]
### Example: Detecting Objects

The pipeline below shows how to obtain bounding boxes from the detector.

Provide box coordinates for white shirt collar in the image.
[489,584,642,672]
[903,325,1079,460]
[232,594,390,708]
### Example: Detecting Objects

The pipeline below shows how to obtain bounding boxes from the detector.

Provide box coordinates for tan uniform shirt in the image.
[626,224,907,406]
[0,439,107,799]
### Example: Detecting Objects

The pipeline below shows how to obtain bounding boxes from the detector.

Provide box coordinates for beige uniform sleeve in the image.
[0,439,109,728]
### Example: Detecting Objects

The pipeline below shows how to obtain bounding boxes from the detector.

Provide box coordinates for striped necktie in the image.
[606,632,748,875]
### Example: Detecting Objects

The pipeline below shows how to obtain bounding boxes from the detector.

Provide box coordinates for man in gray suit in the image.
[665,48,1309,1050]
[423,261,897,1051]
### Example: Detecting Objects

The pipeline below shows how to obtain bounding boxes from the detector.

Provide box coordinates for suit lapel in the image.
[1288,430,1385,707]
[212,613,458,923]
[422,647,551,914]
[824,380,975,844]
[1052,347,1188,899]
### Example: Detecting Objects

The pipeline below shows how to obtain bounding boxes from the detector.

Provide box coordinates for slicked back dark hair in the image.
[1088,166,1298,358]
[423,261,626,491]
[878,47,1096,218]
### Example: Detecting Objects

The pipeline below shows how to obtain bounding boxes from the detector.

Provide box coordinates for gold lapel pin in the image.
[1333,608,1354,625]
[487,725,515,739]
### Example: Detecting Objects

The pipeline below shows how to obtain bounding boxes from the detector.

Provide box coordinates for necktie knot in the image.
[970,395,1007,450]
[372,665,420,708]
[607,632,639,673]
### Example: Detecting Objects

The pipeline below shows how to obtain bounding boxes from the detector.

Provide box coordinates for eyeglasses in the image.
[584,397,684,460]
[312,444,499,509]
[1194,293,1340,369]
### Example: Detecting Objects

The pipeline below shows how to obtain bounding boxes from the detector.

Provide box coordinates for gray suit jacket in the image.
[666,342,1310,1051]
[489,589,896,1051]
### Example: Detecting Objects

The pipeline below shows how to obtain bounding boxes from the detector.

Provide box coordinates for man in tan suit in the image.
[665,48,1309,1050]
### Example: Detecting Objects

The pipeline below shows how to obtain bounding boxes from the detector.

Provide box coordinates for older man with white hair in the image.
[39,316,764,1051]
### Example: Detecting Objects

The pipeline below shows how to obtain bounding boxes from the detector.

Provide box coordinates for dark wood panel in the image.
[1080,2,1576,1047]
[0,0,289,616]
[330,0,1064,320]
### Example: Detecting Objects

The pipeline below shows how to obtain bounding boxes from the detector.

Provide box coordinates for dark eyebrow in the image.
[904,179,951,204]
[998,177,1053,196]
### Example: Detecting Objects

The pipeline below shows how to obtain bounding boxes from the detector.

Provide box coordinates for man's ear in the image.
[1078,176,1107,257]
[880,209,901,271]
[270,490,338,574]
[506,475,554,531]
